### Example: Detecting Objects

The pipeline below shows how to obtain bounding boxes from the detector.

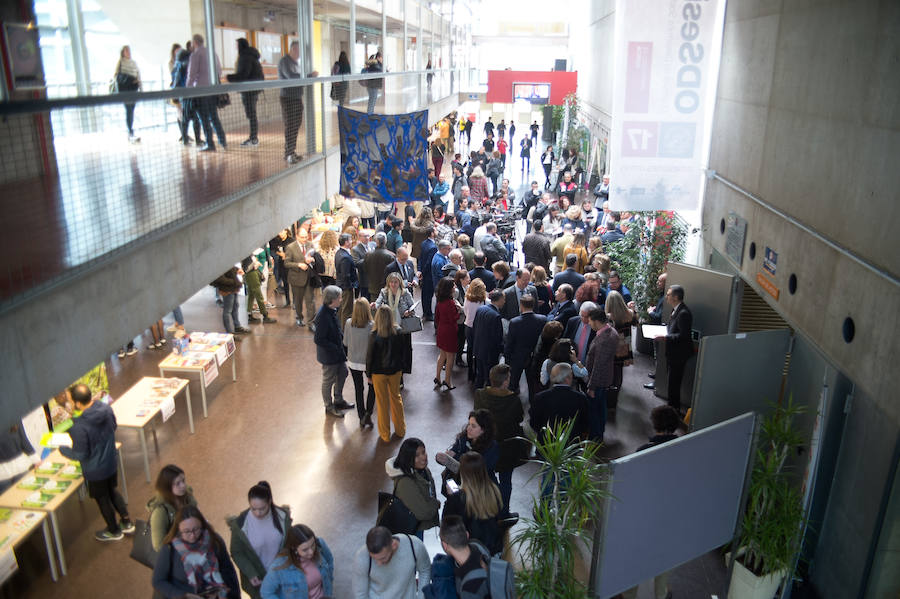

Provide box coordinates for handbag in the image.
[129,519,158,568]
[376,484,418,535]
[400,314,423,334]
[216,93,231,108]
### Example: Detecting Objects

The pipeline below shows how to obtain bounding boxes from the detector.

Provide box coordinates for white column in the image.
[350,0,357,74]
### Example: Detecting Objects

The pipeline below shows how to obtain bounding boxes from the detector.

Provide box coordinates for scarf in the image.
[171,529,229,598]
[384,287,402,324]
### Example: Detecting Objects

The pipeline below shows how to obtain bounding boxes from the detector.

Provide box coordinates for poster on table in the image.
[338,106,429,204]
[609,0,725,211]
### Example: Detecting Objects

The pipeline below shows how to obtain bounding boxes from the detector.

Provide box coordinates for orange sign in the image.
[756,272,780,300]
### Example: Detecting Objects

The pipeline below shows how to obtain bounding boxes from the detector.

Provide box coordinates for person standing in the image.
[366,305,408,443]
[330,50,351,105]
[60,384,134,541]
[541,145,555,189]
[186,34,226,152]
[171,45,203,146]
[504,295,547,397]
[471,290,505,389]
[352,230,371,300]
[522,220,552,271]
[508,120,516,147]
[497,136,508,172]
[0,422,40,494]
[260,524,334,599]
[530,120,539,145]
[336,233,359,325]
[313,285,355,418]
[278,42,305,164]
[242,253,276,325]
[434,278,462,391]
[585,308,620,442]
[520,136,532,172]
[211,267,252,336]
[148,464,198,551]
[353,526,431,599]
[226,38,264,147]
[114,45,141,143]
[420,227,438,321]
[364,51,384,114]
[658,285,693,412]
[284,229,317,329]
[345,298,377,429]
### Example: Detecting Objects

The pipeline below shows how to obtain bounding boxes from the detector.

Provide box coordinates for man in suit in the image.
[419,227,438,321]
[657,284,693,412]
[529,362,590,444]
[504,295,547,398]
[283,228,317,329]
[585,308,620,442]
[468,252,496,292]
[521,219,551,270]
[352,230,370,299]
[552,254,586,293]
[564,301,598,364]
[500,268,537,321]
[384,246,419,292]
[479,222,508,266]
[363,232,395,300]
[548,283,577,324]
[471,290,506,389]
[335,233,358,325]
[431,239,452,285]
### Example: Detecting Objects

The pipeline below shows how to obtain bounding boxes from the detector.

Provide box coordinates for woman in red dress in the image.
[434,277,462,391]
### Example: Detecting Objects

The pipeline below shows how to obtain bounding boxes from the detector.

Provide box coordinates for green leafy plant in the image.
[513,419,610,599]
[736,398,807,577]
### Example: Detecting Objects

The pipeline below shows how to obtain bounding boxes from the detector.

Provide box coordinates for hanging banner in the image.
[338,106,429,203]
[609,0,724,211]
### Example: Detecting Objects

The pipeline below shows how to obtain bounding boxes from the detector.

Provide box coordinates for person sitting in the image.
[442,453,505,556]
[385,438,441,538]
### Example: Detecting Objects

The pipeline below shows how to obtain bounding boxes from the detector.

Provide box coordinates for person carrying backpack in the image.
[439,515,515,599]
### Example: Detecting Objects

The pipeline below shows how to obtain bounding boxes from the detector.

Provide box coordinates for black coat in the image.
[552,268,586,294]
[468,266,496,292]
[504,312,547,368]
[335,247,358,289]
[385,259,417,287]
[500,284,537,321]
[529,385,590,443]
[548,300,577,325]
[472,304,504,362]
[666,303,693,362]
[521,233,551,270]
[226,46,264,84]
[474,388,526,473]
[313,305,346,365]
[365,332,406,376]
[563,315,596,358]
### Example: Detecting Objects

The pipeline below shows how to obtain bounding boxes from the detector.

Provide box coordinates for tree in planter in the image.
[732,398,807,591]
[513,419,610,599]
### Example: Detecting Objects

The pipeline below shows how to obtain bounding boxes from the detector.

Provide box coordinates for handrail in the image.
[0,67,468,116]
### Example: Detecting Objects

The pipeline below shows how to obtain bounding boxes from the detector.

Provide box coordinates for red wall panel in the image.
[485,70,578,105]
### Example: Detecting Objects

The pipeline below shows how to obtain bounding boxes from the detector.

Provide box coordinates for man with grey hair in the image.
[440,248,463,278]
[352,229,371,299]
[431,239,452,284]
[364,231,395,295]
[529,362,590,444]
[480,222,507,266]
[335,232,358,324]
[313,285,354,417]
[187,33,226,152]
[564,301,598,364]
[385,246,419,292]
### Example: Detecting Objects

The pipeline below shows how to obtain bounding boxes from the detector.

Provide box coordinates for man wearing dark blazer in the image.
[384,246,419,292]
[548,284,578,324]
[500,268,537,321]
[504,295,547,398]
[472,290,506,389]
[419,227,438,320]
[658,284,693,411]
[529,363,590,444]
[334,233,358,325]
[351,230,370,299]
[563,301,598,364]
[363,232,395,299]
[468,252,496,292]
[552,254,586,293]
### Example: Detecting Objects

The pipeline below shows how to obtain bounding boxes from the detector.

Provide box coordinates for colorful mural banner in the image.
[338,106,429,203]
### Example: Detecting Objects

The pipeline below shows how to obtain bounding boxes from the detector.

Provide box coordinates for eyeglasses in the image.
[180,526,203,537]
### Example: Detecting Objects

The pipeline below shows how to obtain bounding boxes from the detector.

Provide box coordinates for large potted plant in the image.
[513,420,609,599]
[728,399,807,599]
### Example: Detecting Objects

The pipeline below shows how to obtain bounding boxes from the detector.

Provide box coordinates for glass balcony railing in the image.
[0,68,467,310]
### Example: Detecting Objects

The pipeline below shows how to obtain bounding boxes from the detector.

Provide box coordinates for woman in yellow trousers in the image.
[366,306,406,442]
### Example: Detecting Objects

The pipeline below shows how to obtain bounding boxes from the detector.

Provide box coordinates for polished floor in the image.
[7,282,729,599]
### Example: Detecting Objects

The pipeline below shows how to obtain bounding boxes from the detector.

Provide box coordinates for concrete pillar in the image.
[297,0,315,153]
[202,0,216,84]
[417,1,423,70]
[349,0,357,74]
[66,0,91,96]
[402,0,408,71]
[381,0,387,60]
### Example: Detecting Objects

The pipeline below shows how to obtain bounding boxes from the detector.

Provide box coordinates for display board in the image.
[666,262,736,337]
[690,329,791,431]
[213,27,249,74]
[255,31,282,66]
[591,412,757,598]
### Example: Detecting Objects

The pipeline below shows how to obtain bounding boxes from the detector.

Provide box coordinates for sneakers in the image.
[166,324,178,333]
[307,323,316,333]
[126,346,138,356]
[262,316,278,324]
[120,519,135,534]
[95,529,124,542]
[241,138,259,146]
[234,326,252,334]
[286,153,304,164]
[325,406,345,418]
[265,302,276,309]
[200,144,216,152]
[247,314,262,323]
[117,348,126,358]
[128,135,141,144]
[334,400,355,411]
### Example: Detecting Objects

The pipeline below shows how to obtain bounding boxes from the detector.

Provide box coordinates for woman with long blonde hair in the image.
[441,451,505,555]
[605,289,637,411]
[344,297,376,428]
[366,306,407,442]
[463,278,487,381]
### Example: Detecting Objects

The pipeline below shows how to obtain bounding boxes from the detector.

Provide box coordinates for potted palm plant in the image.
[728,399,807,599]
[513,419,609,599]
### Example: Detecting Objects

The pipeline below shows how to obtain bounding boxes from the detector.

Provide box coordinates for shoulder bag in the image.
[376,480,419,535]
[129,519,158,568]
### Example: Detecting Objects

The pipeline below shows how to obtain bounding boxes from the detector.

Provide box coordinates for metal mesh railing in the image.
[0,69,464,310]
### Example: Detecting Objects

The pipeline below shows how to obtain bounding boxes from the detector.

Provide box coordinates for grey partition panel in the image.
[690,329,791,431]
[667,262,736,336]
[591,412,757,598]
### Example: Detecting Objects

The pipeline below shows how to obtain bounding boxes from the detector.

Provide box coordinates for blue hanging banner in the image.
[338,106,429,204]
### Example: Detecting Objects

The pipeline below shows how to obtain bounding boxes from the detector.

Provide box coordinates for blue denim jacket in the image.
[260,539,334,599]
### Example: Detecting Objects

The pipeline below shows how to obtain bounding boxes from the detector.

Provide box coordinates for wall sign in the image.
[756,272,779,300]
[724,212,747,266]
[763,246,777,276]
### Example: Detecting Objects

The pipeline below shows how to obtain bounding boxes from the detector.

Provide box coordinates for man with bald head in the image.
[385,245,419,291]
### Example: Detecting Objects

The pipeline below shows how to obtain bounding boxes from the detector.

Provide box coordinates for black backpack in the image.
[532,202,549,223]
[310,251,326,287]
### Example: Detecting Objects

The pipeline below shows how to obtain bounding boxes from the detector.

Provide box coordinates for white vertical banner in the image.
[609,0,725,211]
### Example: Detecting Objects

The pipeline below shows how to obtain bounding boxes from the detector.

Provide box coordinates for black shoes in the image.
[248,314,262,323]
[643,382,655,389]
[234,326,251,334]
[325,406,345,418]
[262,316,277,324]
[333,400,355,411]
[241,138,259,146]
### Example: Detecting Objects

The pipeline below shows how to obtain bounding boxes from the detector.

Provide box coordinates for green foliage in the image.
[512,419,610,599]
[737,398,807,576]
[608,212,687,319]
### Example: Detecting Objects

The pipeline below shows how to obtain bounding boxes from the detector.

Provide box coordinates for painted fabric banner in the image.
[609,0,724,211]
[338,106,429,203]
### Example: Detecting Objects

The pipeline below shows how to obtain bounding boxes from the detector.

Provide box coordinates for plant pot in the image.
[727,559,785,599]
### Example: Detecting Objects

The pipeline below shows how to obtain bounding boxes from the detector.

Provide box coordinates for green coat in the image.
[385,458,440,531]
[146,489,198,551]
[226,505,292,599]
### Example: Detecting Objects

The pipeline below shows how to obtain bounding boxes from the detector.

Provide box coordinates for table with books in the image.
[0,446,103,576]
[0,508,57,582]
[112,377,191,482]
[158,332,237,420]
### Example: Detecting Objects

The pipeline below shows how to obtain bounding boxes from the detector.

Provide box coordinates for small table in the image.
[113,377,191,482]
[0,449,87,576]
[158,333,237,419]
[0,509,57,582]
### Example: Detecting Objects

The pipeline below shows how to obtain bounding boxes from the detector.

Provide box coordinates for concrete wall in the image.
[576,0,615,133]
[0,152,336,431]
[99,0,193,77]
[703,0,899,595]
